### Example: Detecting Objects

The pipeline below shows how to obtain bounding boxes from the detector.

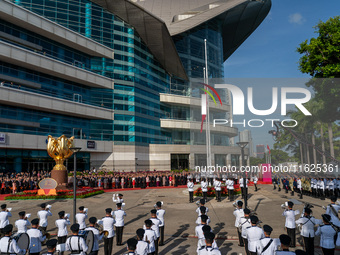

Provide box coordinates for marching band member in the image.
[0,204,12,234]
[295,207,322,254]
[0,224,25,255]
[213,178,221,202]
[66,224,88,255]
[196,199,209,216]
[195,215,209,252]
[113,203,126,246]
[233,201,244,247]
[15,211,30,233]
[198,232,221,255]
[27,218,46,255]
[256,225,279,255]
[124,238,138,255]
[253,176,258,192]
[37,203,52,233]
[155,202,165,246]
[101,208,115,255]
[201,178,208,202]
[297,178,302,199]
[136,229,148,255]
[146,209,161,255]
[187,179,194,203]
[55,211,70,248]
[196,207,210,225]
[202,225,218,250]
[282,201,299,247]
[238,208,251,255]
[143,220,157,255]
[227,177,234,201]
[112,194,124,204]
[246,216,264,255]
[85,217,104,255]
[325,196,340,225]
[43,239,58,255]
[315,214,337,255]
[276,234,295,254]
[76,206,88,231]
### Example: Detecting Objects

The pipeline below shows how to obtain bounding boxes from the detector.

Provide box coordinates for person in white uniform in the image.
[195,207,210,225]
[197,232,221,255]
[316,214,337,255]
[37,203,52,233]
[195,215,210,251]
[135,229,148,255]
[85,217,104,255]
[55,211,70,248]
[233,200,244,247]
[245,216,264,255]
[325,196,340,225]
[155,202,165,246]
[101,208,115,255]
[275,234,295,254]
[256,225,279,255]
[227,178,235,201]
[253,176,258,192]
[143,220,157,255]
[282,201,299,247]
[0,224,25,255]
[0,204,12,235]
[66,224,88,255]
[27,218,46,255]
[112,194,124,204]
[187,179,194,203]
[238,208,251,254]
[201,178,208,202]
[213,178,222,202]
[75,206,88,230]
[124,238,138,255]
[15,211,30,233]
[146,209,161,255]
[113,203,126,246]
[43,239,58,255]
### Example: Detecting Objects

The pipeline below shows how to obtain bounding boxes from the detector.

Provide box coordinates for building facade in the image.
[0,0,270,172]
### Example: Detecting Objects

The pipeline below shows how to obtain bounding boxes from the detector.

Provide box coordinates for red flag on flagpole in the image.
[267,145,271,154]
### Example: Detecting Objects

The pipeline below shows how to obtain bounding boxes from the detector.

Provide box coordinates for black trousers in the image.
[58,235,67,244]
[237,228,244,246]
[243,237,250,255]
[159,226,165,245]
[39,226,47,234]
[302,236,314,255]
[203,192,207,201]
[286,228,296,247]
[29,253,40,255]
[189,191,193,202]
[155,237,159,255]
[229,189,234,201]
[88,251,98,255]
[216,190,221,201]
[104,237,113,255]
[241,187,244,198]
[254,184,257,191]
[115,226,124,245]
[322,248,335,255]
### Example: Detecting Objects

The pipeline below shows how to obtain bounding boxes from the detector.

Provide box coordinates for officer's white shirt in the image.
[76,213,88,230]
[201,181,208,192]
[228,180,234,190]
[196,215,211,225]
[55,218,71,237]
[37,210,52,227]
[195,225,206,247]
[198,246,221,255]
[282,209,300,228]
[297,179,301,189]
[320,181,325,190]
[256,237,280,255]
[156,209,165,227]
[196,206,209,216]
[295,216,322,237]
[214,181,221,191]
[238,217,251,238]
[27,228,46,253]
[326,204,340,220]
[0,236,25,255]
[112,197,124,204]
[135,240,148,255]
[143,229,156,253]
[144,218,161,238]
[15,219,30,233]
[101,216,116,238]
[113,209,126,227]
[316,224,336,249]
[329,180,334,190]
[246,226,265,252]
[187,181,194,192]
[253,177,258,184]
[85,226,103,251]
[239,178,248,188]
[66,235,88,255]
[233,208,244,228]
[0,211,12,228]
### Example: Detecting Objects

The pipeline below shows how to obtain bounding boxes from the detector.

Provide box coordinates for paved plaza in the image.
[6,184,340,254]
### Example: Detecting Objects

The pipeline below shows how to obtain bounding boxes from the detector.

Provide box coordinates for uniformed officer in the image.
[0,204,12,235]
[276,234,295,254]
[27,218,46,255]
[101,208,115,255]
[227,178,234,201]
[197,232,221,255]
[238,208,251,255]
[196,199,209,216]
[246,216,264,255]
[195,207,210,225]
[0,224,25,255]
[113,203,126,246]
[15,211,30,233]
[201,225,218,250]
[43,239,58,255]
[316,214,337,255]
[75,206,88,231]
[37,203,52,233]
[65,224,88,255]
[253,176,258,192]
[325,196,340,224]
[143,220,157,255]
[295,207,322,254]
[55,211,70,248]
[135,229,148,255]
[297,178,302,199]
[195,215,209,251]
[113,194,124,204]
[214,178,221,202]
[147,209,161,255]
[282,201,299,247]
[233,200,244,247]
[256,225,279,255]
[201,178,208,202]
[187,179,194,203]
[124,238,138,255]
[155,202,165,246]
[85,217,103,255]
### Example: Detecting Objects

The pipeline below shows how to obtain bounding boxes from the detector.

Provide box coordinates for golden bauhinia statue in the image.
[47,135,75,171]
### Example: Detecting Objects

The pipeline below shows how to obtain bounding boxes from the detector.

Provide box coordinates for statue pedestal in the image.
[51,170,68,189]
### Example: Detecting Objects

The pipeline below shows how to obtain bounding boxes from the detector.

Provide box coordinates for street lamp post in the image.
[70,147,81,224]
[237,142,248,208]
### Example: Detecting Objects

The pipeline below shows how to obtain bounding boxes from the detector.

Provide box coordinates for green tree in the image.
[250,157,264,166]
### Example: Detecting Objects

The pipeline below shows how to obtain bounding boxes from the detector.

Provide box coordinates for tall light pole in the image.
[237,142,248,208]
[70,147,81,224]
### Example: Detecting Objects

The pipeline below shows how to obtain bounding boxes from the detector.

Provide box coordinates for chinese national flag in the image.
[267,145,271,154]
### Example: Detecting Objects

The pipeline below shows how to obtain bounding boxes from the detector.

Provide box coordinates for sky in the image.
[222,0,340,154]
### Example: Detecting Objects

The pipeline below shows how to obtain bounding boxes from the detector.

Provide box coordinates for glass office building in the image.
[0,0,271,172]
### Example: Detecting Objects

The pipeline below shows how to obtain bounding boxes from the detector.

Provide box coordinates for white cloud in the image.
[288,13,305,25]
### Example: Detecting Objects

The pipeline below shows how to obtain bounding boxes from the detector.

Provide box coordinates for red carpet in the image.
[102,185,188,193]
